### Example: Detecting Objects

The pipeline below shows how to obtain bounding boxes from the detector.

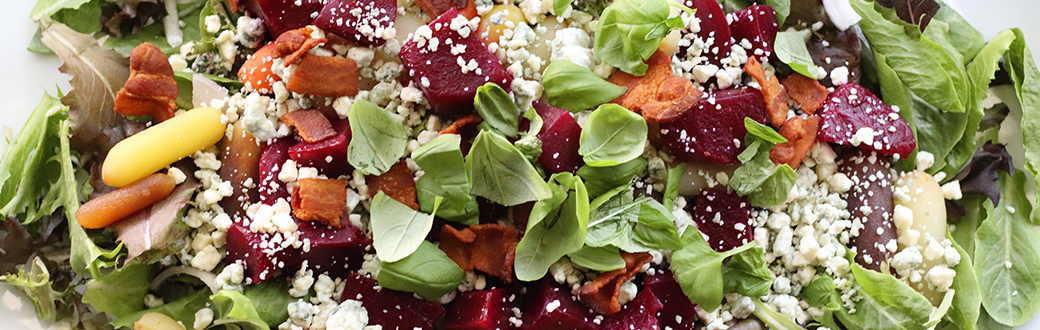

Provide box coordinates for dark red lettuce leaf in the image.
[952,142,1014,205]
[876,0,939,31]
[100,1,167,39]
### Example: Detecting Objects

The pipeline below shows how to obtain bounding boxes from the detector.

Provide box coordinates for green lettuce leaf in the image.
[111,290,211,329]
[82,263,155,320]
[568,245,626,271]
[752,298,803,330]
[0,257,75,321]
[586,187,681,252]
[946,232,981,330]
[774,31,820,79]
[1006,28,1040,200]
[727,127,796,208]
[210,290,269,330]
[242,280,293,326]
[577,158,647,199]
[838,263,933,330]
[720,247,772,297]
[0,94,73,225]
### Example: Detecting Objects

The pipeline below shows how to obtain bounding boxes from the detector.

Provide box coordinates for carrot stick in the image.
[76,173,177,229]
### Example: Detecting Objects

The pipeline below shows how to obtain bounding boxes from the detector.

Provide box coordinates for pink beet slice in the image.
[241,0,324,38]
[682,0,731,66]
[600,287,663,330]
[283,221,371,280]
[521,278,600,330]
[341,273,446,330]
[443,288,516,330]
[400,8,512,116]
[224,223,287,283]
[534,101,584,174]
[259,137,295,205]
[695,187,753,252]
[729,5,779,61]
[816,83,916,159]
[659,87,768,165]
[313,0,396,46]
[643,270,698,330]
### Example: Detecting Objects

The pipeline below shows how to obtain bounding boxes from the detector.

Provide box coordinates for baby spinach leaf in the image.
[370,192,439,263]
[947,232,981,330]
[836,263,933,330]
[632,200,683,250]
[568,245,626,271]
[752,299,804,330]
[543,60,628,112]
[515,173,589,281]
[475,83,520,138]
[775,31,820,79]
[378,240,465,300]
[1005,28,1040,198]
[728,134,796,208]
[662,162,686,211]
[577,158,647,199]
[579,104,648,167]
[594,0,686,75]
[720,247,772,297]
[210,290,270,330]
[413,135,479,224]
[974,171,1040,326]
[467,130,553,206]
[670,227,755,312]
[586,188,681,252]
[348,99,409,176]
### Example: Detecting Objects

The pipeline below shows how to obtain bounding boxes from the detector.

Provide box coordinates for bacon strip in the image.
[608,51,702,123]
[281,110,337,143]
[238,43,282,94]
[770,116,821,169]
[367,161,419,210]
[745,56,789,128]
[115,42,178,122]
[291,178,347,227]
[438,114,484,136]
[438,223,521,282]
[275,27,328,66]
[286,53,360,98]
[782,73,829,114]
[578,252,653,315]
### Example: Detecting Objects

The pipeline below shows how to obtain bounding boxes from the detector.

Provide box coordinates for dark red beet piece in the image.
[259,137,296,205]
[400,8,512,116]
[521,278,601,330]
[313,0,396,46]
[695,187,753,252]
[659,88,768,165]
[289,133,352,177]
[729,5,779,62]
[283,220,371,280]
[241,0,324,38]
[224,223,285,283]
[816,83,916,159]
[600,288,663,330]
[534,101,584,173]
[644,270,698,330]
[838,149,896,272]
[341,273,446,330]
[682,0,731,66]
[443,288,516,330]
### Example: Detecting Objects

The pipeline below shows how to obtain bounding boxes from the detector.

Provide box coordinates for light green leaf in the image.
[467,130,553,206]
[553,0,573,15]
[577,158,648,199]
[543,60,628,112]
[0,94,73,225]
[594,0,685,75]
[586,187,680,252]
[242,280,294,326]
[31,0,90,21]
[348,99,409,176]
[210,290,269,330]
[947,231,981,329]
[762,0,790,26]
[670,228,755,312]
[662,162,686,211]
[568,245,626,271]
[932,4,985,66]
[752,298,803,330]
[514,108,545,164]
[378,241,466,300]
[475,83,520,138]
[728,136,796,208]
[837,263,934,330]
[111,290,210,329]
[774,31,820,79]
[1006,28,1040,201]
[721,247,773,297]
[370,192,438,262]
[413,135,479,224]
[744,117,787,144]
[515,173,589,281]
[82,263,155,319]
[0,257,73,321]
[579,104,648,167]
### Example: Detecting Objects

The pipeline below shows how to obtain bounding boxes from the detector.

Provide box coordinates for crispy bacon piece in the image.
[745,56,789,128]
[285,53,360,98]
[417,0,478,20]
[238,43,282,93]
[291,178,348,227]
[367,161,419,210]
[438,223,521,282]
[114,42,178,122]
[281,110,337,143]
[770,116,821,169]
[782,73,829,114]
[438,114,484,136]
[275,27,328,66]
[578,252,653,315]
[608,51,702,123]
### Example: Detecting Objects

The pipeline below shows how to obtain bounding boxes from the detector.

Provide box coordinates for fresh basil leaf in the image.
[744,117,787,144]
[348,99,409,176]
[932,4,985,65]
[670,227,755,312]
[577,158,647,199]
[370,192,439,263]
[1006,28,1040,199]
[720,247,772,297]
[801,275,838,308]
[836,263,933,330]
[662,162,686,211]
[82,263,155,319]
[413,135,479,224]
[568,245,626,271]
[543,60,628,113]
[974,171,1040,326]
[752,298,804,330]
[210,290,270,330]
[586,188,681,252]
[632,200,683,250]
[775,31,820,79]
[110,290,211,329]
[728,136,796,208]
[851,0,967,113]
[514,108,544,164]
[978,308,1012,330]
[515,173,589,281]
[475,83,520,138]
[946,232,981,330]
[594,0,685,75]
[242,280,293,326]
[378,240,465,300]
[762,0,790,26]
[467,130,553,206]
[579,104,648,167]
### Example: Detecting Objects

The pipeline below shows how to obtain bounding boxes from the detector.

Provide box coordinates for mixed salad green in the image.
[4,0,1040,329]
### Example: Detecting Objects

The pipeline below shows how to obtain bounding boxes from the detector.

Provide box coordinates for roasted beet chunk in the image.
[289,133,352,177]
[643,270,698,330]
[535,101,584,173]
[682,0,731,66]
[313,0,396,46]
[695,187,754,252]
[600,287,663,330]
[729,5,779,61]
[259,138,295,205]
[224,222,286,283]
[443,288,516,330]
[283,221,371,279]
[242,0,324,38]
[400,8,511,116]
[816,83,916,158]
[659,88,769,164]
[838,149,896,272]
[341,273,446,330]
[521,279,601,330]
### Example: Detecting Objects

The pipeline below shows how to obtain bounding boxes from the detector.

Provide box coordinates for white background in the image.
[0,0,1038,329]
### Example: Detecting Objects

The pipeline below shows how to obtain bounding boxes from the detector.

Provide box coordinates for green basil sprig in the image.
[543,60,627,113]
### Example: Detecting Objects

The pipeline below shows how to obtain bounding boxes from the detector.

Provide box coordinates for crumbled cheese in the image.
[829,66,850,86]
[941,180,963,200]
[194,308,214,330]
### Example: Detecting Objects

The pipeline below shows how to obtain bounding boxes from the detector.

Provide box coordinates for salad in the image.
[4,0,1040,329]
